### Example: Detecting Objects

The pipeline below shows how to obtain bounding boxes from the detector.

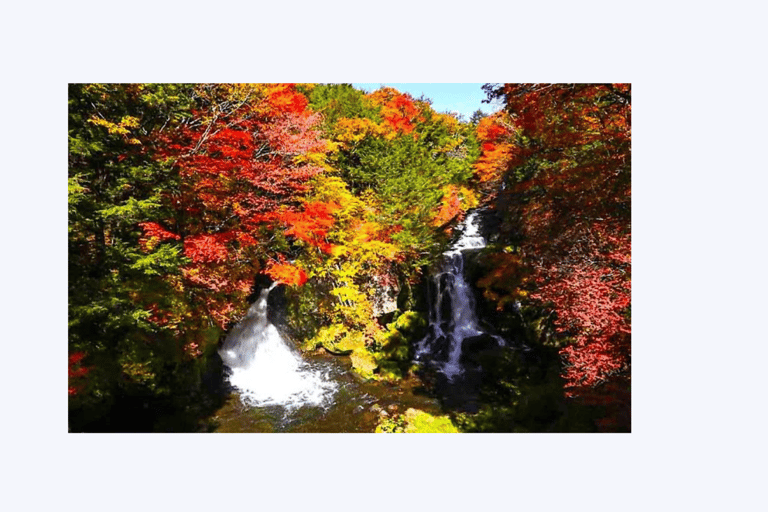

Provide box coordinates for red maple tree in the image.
[145,84,330,328]
[484,84,631,404]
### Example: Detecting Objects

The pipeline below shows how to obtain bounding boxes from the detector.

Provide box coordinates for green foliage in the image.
[129,243,185,276]
[450,346,598,433]
[68,84,209,428]
[312,86,481,268]
[309,83,380,127]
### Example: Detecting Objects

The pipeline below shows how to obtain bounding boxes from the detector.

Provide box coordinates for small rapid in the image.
[219,283,338,411]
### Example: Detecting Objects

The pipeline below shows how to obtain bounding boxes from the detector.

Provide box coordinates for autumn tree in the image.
[151,83,330,328]
[311,84,480,265]
[479,84,631,425]
[68,83,332,430]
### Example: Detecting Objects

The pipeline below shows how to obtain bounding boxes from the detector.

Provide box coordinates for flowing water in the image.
[415,211,504,381]
[219,283,338,412]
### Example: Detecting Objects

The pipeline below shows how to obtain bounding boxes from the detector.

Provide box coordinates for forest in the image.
[68,83,631,433]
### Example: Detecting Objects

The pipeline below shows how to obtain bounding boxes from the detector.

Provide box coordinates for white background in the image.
[2,1,766,510]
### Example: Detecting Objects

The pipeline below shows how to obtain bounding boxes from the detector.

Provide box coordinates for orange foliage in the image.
[265,258,308,286]
[476,252,529,310]
[262,83,310,115]
[366,87,424,137]
[147,83,330,329]
[274,200,340,254]
[473,113,515,183]
[432,185,463,227]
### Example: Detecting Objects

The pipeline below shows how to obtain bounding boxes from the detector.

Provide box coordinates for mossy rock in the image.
[402,408,459,433]
[375,408,459,433]
[305,324,366,355]
[387,343,410,362]
[375,414,406,433]
[378,328,404,348]
[393,310,428,335]
[350,349,378,379]
[331,331,366,354]
[376,329,410,362]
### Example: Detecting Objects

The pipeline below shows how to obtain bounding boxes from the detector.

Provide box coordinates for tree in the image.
[311,85,480,264]
[469,109,488,125]
[480,84,631,409]
[69,84,197,414]
[150,83,330,328]
[68,84,333,429]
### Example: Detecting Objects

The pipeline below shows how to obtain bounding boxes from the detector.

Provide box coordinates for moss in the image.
[375,408,459,433]
[375,329,407,359]
[305,324,366,354]
[375,414,406,433]
[376,361,404,381]
[393,310,428,336]
[402,408,459,433]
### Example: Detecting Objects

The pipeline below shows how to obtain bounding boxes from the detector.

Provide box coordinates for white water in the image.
[219,283,337,410]
[416,211,503,379]
[447,211,487,253]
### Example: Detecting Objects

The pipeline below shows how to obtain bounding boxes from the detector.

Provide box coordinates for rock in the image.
[371,275,398,317]
[431,335,451,362]
[460,334,501,365]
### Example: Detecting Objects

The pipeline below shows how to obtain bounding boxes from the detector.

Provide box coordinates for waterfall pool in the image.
[210,352,443,433]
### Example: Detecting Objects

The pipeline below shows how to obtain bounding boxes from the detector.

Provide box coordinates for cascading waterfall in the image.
[219,283,337,410]
[415,211,504,380]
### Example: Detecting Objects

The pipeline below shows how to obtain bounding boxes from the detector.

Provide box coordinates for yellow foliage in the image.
[119,359,156,386]
[297,176,401,356]
[305,323,344,350]
[433,112,460,132]
[306,324,367,354]
[331,285,366,304]
[88,115,142,144]
[293,150,329,168]
[334,117,386,146]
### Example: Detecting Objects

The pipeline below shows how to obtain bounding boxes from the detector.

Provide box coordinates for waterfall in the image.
[219,283,337,410]
[415,211,504,380]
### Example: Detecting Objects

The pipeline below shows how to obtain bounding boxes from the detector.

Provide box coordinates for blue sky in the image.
[352,83,503,120]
